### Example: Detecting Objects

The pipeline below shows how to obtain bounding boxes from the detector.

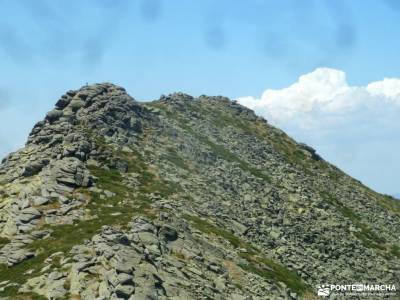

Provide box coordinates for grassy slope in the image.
[1,99,398,298]
[0,138,177,298]
[147,99,400,280]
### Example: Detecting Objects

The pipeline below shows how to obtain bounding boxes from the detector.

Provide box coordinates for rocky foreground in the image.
[0,83,399,299]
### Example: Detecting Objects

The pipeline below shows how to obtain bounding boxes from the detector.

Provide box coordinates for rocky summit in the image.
[0,83,399,300]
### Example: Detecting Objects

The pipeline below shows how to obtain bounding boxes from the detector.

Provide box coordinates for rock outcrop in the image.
[0,83,398,299]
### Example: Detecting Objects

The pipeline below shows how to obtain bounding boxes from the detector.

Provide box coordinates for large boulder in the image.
[21,159,50,177]
[50,157,92,188]
[46,109,63,122]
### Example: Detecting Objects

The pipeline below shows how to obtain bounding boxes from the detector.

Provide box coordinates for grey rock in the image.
[69,99,85,111]
[0,84,399,300]
[104,190,116,198]
[32,196,50,206]
[115,284,135,298]
[46,109,64,122]
[17,207,41,223]
[159,225,178,242]
[117,273,134,285]
[55,95,71,109]
[21,159,48,177]
[50,157,92,188]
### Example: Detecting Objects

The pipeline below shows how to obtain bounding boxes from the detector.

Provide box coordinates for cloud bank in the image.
[237,68,400,194]
[238,68,400,129]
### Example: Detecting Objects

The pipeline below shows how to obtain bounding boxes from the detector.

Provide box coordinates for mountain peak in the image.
[46,82,130,121]
[160,92,194,102]
[27,83,139,146]
[0,84,399,299]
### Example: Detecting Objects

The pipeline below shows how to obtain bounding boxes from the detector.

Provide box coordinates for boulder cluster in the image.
[0,83,398,299]
[19,216,294,299]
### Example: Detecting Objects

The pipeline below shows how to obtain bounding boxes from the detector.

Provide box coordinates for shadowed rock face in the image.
[0,83,399,299]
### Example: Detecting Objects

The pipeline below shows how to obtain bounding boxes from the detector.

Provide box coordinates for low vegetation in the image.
[0,237,9,248]
[0,134,182,298]
[183,213,312,297]
[390,244,400,258]
[379,194,400,216]
[321,192,387,251]
[161,147,189,170]
[149,102,272,183]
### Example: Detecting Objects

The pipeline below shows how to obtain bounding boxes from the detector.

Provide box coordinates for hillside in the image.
[0,83,399,299]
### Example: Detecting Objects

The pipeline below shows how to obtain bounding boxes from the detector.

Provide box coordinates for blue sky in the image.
[0,0,399,195]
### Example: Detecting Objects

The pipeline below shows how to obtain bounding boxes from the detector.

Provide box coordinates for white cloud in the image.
[366,78,400,101]
[237,68,400,194]
[237,68,400,129]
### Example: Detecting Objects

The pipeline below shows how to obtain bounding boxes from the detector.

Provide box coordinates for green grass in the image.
[251,124,307,165]
[293,149,306,162]
[390,245,400,258]
[198,106,255,135]
[161,148,188,170]
[177,121,272,183]
[148,101,272,183]
[238,256,309,296]
[0,136,183,298]
[0,237,10,248]
[207,104,325,174]
[87,128,181,198]
[321,192,387,251]
[149,98,337,183]
[378,194,400,216]
[183,214,256,252]
[201,137,272,183]
[183,213,311,296]
[353,181,400,218]
[193,104,278,183]
[0,165,140,298]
